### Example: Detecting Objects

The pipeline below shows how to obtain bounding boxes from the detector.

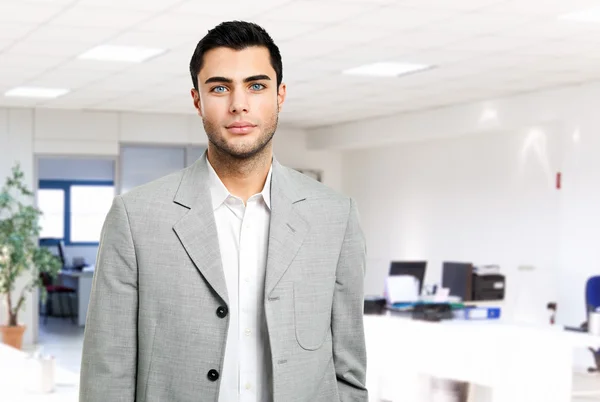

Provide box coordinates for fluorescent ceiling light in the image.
[343,62,432,77]
[559,6,600,22]
[4,87,69,99]
[78,45,166,63]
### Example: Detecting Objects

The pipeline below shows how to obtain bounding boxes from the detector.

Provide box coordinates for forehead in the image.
[199,46,275,82]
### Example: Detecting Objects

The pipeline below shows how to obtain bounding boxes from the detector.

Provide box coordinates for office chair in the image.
[39,272,76,325]
[581,276,600,373]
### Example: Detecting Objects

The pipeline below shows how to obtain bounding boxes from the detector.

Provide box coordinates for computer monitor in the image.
[389,261,427,294]
[442,261,474,301]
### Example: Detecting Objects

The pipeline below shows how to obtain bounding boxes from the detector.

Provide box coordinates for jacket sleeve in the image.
[332,197,369,401]
[79,195,138,402]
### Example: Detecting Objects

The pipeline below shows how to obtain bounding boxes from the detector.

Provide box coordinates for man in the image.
[80,21,368,402]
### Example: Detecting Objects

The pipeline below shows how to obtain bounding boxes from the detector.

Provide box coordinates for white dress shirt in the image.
[206,158,273,402]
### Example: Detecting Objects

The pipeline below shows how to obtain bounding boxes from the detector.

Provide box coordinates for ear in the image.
[191,88,203,117]
[277,83,287,112]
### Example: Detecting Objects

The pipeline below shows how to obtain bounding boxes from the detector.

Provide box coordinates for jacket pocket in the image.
[293,276,336,350]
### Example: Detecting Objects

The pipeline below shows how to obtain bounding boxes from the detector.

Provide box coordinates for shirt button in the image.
[245,383,252,390]
[245,277,250,283]
[207,369,220,382]
[245,328,251,336]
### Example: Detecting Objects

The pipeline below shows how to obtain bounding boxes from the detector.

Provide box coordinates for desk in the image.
[364,313,600,402]
[0,343,79,401]
[58,267,94,327]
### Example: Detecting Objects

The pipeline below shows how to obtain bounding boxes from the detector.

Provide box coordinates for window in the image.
[38,180,114,246]
[38,189,65,239]
[70,186,115,243]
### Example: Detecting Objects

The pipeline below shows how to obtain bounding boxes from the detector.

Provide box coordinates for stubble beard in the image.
[203,111,278,164]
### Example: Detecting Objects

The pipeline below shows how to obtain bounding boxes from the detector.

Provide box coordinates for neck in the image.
[207,144,273,203]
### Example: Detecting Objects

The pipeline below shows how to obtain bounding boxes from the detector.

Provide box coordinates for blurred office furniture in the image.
[0,342,79,398]
[442,262,505,302]
[364,296,387,315]
[39,240,76,324]
[39,271,76,325]
[472,272,505,301]
[364,312,600,402]
[582,275,600,373]
[40,238,94,326]
[389,261,427,295]
[58,267,94,327]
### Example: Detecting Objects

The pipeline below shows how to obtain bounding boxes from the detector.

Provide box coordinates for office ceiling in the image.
[1,0,600,128]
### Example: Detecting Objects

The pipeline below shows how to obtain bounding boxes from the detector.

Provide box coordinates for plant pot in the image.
[0,324,26,350]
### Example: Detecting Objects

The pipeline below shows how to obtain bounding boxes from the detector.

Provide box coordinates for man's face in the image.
[191,46,286,160]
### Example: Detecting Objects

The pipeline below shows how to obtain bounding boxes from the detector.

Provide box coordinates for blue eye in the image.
[250,83,265,91]
[212,86,227,93]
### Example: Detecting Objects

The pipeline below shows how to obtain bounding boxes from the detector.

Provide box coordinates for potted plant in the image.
[0,163,61,349]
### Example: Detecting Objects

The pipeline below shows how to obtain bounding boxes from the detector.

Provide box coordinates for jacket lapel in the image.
[265,160,310,296]
[172,154,228,305]
[170,153,310,304]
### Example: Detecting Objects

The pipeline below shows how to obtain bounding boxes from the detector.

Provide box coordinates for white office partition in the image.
[120,145,185,194]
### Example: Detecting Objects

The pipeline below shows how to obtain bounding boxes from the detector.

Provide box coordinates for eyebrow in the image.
[204,74,272,84]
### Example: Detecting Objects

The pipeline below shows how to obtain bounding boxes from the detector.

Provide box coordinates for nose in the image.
[229,89,249,114]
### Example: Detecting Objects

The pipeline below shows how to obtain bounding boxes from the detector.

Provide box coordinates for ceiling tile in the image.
[397,0,506,11]
[345,5,459,30]
[8,40,92,57]
[76,0,183,11]
[109,30,191,49]
[0,53,65,73]
[50,5,152,29]
[0,3,62,24]
[375,29,476,50]
[431,12,537,35]
[23,25,117,44]
[324,43,416,64]
[483,0,600,16]
[0,0,598,127]
[397,48,480,66]
[56,59,131,73]
[0,23,37,40]
[259,1,381,24]
[172,0,292,18]
[224,20,322,43]
[289,23,392,47]
[26,70,107,90]
[0,69,43,86]
[443,35,545,53]
[136,13,225,35]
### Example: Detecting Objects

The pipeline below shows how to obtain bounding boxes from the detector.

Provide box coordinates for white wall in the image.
[340,120,600,368]
[343,123,565,300]
[0,109,38,346]
[321,80,600,336]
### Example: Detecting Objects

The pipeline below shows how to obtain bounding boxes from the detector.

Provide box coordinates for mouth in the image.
[226,122,257,135]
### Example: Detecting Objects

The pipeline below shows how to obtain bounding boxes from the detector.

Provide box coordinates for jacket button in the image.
[216,306,228,318]
[207,369,220,382]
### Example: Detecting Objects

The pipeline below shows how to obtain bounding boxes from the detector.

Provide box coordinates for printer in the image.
[472,272,505,301]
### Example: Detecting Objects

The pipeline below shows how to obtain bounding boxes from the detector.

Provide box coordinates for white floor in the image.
[30,317,600,402]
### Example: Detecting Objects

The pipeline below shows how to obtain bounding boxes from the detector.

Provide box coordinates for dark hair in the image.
[189,21,283,91]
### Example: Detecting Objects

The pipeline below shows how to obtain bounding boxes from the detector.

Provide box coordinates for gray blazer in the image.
[79,153,368,402]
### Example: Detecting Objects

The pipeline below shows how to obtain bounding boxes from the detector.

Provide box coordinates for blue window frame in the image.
[38,180,114,246]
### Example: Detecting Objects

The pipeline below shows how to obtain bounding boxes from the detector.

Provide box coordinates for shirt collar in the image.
[206,157,272,210]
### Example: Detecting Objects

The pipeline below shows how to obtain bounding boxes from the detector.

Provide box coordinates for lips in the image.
[226,121,257,135]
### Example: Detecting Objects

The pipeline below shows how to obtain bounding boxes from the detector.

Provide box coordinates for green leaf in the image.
[0,163,62,326]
